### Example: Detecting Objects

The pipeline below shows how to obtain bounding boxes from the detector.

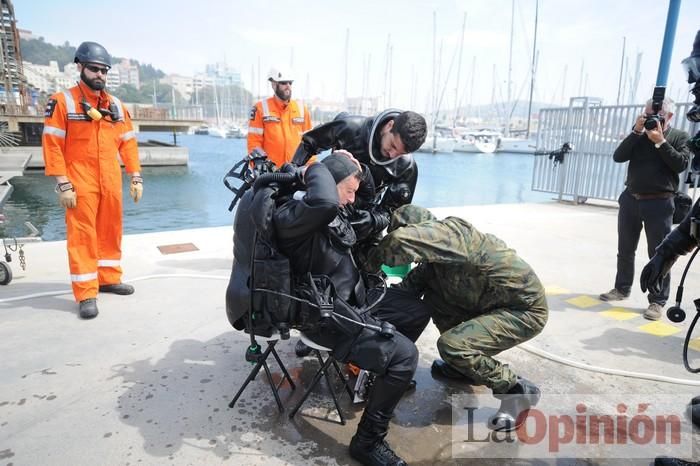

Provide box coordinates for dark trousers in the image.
[369,287,432,343]
[305,287,422,426]
[615,190,673,304]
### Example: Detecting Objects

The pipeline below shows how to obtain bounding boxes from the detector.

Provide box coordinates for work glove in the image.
[55,181,77,209]
[129,175,143,203]
[640,254,675,294]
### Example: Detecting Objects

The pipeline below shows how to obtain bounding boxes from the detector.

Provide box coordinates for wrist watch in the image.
[654,140,666,149]
[55,182,73,193]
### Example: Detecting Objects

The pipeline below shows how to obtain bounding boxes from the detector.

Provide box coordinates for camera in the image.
[687,81,700,123]
[643,114,665,130]
[682,30,700,121]
[643,86,666,130]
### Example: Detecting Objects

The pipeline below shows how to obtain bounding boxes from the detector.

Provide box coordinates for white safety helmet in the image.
[267,67,294,83]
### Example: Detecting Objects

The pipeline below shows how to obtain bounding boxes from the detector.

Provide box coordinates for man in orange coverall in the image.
[42,41,143,319]
[246,67,312,167]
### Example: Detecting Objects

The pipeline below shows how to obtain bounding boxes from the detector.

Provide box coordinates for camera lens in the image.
[644,116,660,130]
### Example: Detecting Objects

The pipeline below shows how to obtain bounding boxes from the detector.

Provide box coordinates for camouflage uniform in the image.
[368,205,549,394]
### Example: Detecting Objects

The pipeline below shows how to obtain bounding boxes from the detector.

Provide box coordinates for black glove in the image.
[349,206,390,241]
[640,254,673,294]
[370,206,390,233]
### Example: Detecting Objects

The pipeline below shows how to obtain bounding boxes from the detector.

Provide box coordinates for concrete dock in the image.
[1,145,189,171]
[1,201,698,465]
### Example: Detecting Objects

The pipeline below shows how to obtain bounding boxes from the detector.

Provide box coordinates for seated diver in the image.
[366,205,549,432]
[225,151,425,466]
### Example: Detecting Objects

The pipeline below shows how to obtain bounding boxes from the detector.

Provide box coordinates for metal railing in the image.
[533,97,696,203]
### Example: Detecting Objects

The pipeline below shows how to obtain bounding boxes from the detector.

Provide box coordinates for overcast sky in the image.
[13,0,700,113]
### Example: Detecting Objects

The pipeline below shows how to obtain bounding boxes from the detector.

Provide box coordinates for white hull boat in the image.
[498,137,537,154]
[454,130,500,154]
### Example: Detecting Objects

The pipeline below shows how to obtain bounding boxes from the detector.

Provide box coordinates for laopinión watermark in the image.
[451,394,694,459]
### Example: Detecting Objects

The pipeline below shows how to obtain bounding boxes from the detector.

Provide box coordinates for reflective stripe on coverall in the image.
[42,81,141,302]
[246,96,311,167]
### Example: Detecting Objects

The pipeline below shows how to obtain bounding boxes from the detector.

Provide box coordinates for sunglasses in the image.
[277,80,293,86]
[84,64,109,75]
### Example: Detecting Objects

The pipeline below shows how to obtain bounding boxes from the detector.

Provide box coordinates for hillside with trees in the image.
[19,36,253,116]
[19,37,165,84]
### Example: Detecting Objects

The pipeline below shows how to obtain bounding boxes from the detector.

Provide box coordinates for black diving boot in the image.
[349,411,407,466]
[654,457,699,466]
[349,373,411,466]
[487,377,541,432]
[691,395,700,428]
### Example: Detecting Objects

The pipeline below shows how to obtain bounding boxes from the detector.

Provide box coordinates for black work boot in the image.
[487,377,541,432]
[349,411,407,466]
[99,283,135,295]
[349,373,411,465]
[654,457,698,466]
[691,395,700,428]
[79,298,98,319]
[431,359,477,384]
[295,340,312,357]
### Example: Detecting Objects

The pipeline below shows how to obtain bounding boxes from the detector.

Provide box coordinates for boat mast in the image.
[410,65,416,110]
[505,0,515,136]
[388,44,393,107]
[629,52,643,104]
[384,34,391,108]
[577,59,585,96]
[431,10,437,152]
[453,12,467,128]
[469,56,476,122]
[525,0,539,139]
[559,64,568,105]
[343,28,349,107]
[616,37,626,105]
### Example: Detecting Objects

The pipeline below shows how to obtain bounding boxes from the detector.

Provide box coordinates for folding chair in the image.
[229,332,296,413]
[288,333,355,425]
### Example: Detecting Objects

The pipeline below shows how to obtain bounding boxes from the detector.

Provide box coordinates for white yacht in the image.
[497,136,537,154]
[454,129,500,154]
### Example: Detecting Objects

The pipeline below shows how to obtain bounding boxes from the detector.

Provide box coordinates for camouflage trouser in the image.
[436,297,548,394]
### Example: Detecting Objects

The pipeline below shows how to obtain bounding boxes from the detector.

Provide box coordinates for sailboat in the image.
[454,128,500,154]
[497,0,538,154]
[418,11,457,154]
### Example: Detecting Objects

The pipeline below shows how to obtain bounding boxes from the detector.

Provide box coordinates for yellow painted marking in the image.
[545,285,570,295]
[600,308,639,321]
[638,321,681,337]
[688,338,700,353]
[565,295,601,309]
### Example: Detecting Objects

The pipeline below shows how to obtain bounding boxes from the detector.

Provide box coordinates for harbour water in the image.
[0,133,552,241]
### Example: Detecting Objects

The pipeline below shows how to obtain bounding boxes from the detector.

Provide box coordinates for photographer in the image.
[599,97,690,321]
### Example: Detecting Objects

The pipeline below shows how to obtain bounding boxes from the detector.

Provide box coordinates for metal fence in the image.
[533,97,697,203]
